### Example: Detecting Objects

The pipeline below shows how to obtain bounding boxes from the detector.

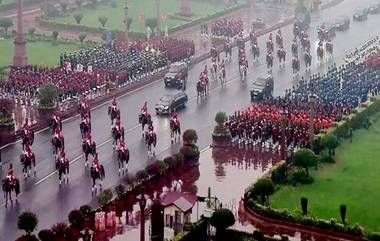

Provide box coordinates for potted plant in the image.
[37,83,58,123]
[17,212,39,241]
[114,184,126,223]
[212,112,231,145]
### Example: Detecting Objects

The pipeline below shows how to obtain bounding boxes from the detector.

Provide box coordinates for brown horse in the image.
[56,157,69,186]
[21,129,34,148]
[82,141,96,167]
[52,135,65,156]
[117,148,129,175]
[145,131,157,157]
[90,164,105,195]
[20,153,36,178]
[108,106,120,125]
[112,126,125,149]
[2,177,20,207]
[170,119,181,144]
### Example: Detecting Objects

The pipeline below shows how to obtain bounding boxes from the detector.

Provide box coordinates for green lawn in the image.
[270,117,380,232]
[52,0,245,33]
[0,38,84,68]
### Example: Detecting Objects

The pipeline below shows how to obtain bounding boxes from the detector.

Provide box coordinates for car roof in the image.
[174,91,186,98]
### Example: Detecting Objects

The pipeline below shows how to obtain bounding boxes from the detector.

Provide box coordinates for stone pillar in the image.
[124,0,129,49]
[156,0,160,35]
[180,0,192,17]
[13,0,28,67]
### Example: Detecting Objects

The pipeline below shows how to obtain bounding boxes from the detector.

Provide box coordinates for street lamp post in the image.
[124,0,129,49]
[138,194,148,241]
[156,0,160,36]
[309,94,317,149]
[280,104,288,161]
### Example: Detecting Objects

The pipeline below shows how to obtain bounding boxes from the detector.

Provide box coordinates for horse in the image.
[20,153,36,178]
[139,113,152,135]
[210,60,218,80]
[317,46,324,62]
[112,126,125,149]
[292,58,300,74]
[56,157,69,186]
[170,119,181,144]
[197,81,207,98]
[266,40,274,53]
[82,141,96,167]
[90,164,105,195]
[79,120,91,139]
[219,67,226,86]
[2,177,20,207]
[108,106,120,125]
[252,43,260,61]
[292,42,298,56]
[21,129,34,148]
[276,34,283,48]
[266,53,274,70]
[50,117,62,134]
[52,135,65,156]
[277,49,286,68]
[117,148,129,175]
[145,130,157,157]
[79,102,91,120]
[301,37,310,51]
[240,64,248,81]
[224,42,232,60]
[304,52,312,71]
[326,42,333,59]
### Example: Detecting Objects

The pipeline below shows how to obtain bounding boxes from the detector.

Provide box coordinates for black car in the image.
[250,74,274,102]
[317,22,336,41]
[155,92,188,115]
[164,62,189,89]
[369,3,380,14]
[334,16,350,31]
[353,8,368,21]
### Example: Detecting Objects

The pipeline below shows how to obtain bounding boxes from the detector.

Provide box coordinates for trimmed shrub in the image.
[38,229,54,241]
[215,112,226,125]
[183,129,198,145]
[250,178,274,205]
[68,210,84,229]
[340,204,347,224]
[293,148,317,176]
[98,16,108,27]
[270,160,287,184]
[321,133,339,156]
[300,197,308,215]
[114,184,126,198]
[18,212,38,235]
[79,204,92,218]
[289,168,314,184]
[210,208,235,231]
[98,188,113,206]
[37,83,58,109]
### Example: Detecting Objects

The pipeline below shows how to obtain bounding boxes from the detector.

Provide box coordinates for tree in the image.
[301,197,308,215]
[215,112,226,125]
[28,27,36,39]
[126,17,133,30]
[98,16,108,27]
[78,33,86,43]
[321,133,339,156]
[183,129,198,145]
[293,148,317,176]
[79,204,92,218]
[210,208,235,234]
[0,18,13,36]
[18,212,38,235]
[68,210,85,229]
[340,204,347,224]
[98,188,113,206]
[251,178,274,205]
[59,1,68,13]
[114,184,125,198]
[73,12,83,24]
[45,4,59,19]
[75,0,84,8]
[52,30,59,41]
[38,229,54,241]
[145,17,157,30]
[37,83,58,109]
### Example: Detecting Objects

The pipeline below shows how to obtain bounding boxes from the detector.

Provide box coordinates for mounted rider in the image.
[115,118,122,132]
[6,163,17,186]
[171,112,180,126]
[59,150,69,166]
[86,133,94,147]
[54,127,63,141]
[23,144,33,159]
[269,32,273,42]
[119,141,128,154]
[141,101,148,116]
[92,153,101,173]
[111,97,118,111]
[53,112,61,125]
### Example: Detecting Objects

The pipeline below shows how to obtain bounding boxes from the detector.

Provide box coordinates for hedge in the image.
[36,17,146,40]
[329,96,380,139]
[269,160,287,184]
[245,200,369,239]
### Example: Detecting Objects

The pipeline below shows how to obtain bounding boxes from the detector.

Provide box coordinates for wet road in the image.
[1,0,380,239]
